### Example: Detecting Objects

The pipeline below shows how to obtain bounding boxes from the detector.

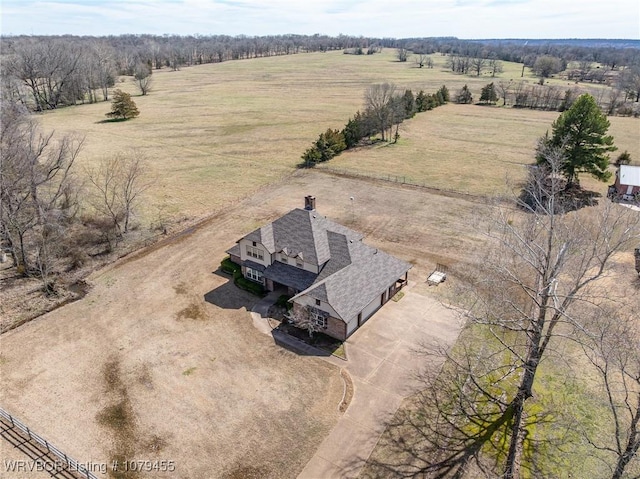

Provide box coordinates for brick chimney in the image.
[304,195,316,211]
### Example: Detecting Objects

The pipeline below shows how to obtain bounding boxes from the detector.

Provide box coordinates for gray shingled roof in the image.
[239,207,411,321]
[243,260,266,272]
[225,244,241,257]
[293,239,411,321]
[244,209,362,266]
[262,261,317,291]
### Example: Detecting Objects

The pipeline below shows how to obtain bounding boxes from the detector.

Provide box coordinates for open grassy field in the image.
[36,48,637,225]
[328,104,640,196]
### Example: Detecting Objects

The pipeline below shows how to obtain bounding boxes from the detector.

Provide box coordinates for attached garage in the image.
[358,292,384,326]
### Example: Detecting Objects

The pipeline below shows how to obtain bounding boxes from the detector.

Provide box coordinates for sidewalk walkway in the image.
[250,293,344,367]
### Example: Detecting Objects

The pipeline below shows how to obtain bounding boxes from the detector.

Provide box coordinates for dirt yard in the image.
[0,169,482,479]
[2,169,637,478]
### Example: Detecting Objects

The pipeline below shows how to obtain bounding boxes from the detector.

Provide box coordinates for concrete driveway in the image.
[298,283,462,478]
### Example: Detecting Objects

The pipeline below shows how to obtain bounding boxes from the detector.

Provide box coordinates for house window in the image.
[296,258,304,268]
[245,267,263,283]
[246,245,263,260]
[310,309,327,328]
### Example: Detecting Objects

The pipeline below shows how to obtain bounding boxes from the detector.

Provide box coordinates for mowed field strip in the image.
[37,49,639,223]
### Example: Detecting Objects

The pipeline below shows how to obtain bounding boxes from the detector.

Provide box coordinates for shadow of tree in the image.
[95,118,130,124]
[518,181,602,213]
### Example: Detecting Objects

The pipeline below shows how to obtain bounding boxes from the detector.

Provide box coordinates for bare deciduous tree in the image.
[364,83,397,142]
[489,58,503,77]
[285,305,324,338]
[471,57,488,76]
[365,148,640,478]
[414,54,432,69]
[496,81,512,106]
[134,62,153,96]
[580,306,640,479]
[86,150,150,244]
[0,100,84,291]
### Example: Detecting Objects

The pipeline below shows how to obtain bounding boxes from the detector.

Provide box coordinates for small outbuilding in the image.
[609,165,640,201]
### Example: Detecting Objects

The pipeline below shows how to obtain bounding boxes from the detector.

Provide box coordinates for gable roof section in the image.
[244,208,363,266]
[619,165,640,187]
[293,238,412,321]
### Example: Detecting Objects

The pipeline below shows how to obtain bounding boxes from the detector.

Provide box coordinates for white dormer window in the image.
[296,257,303,268]
[246,245,263,260]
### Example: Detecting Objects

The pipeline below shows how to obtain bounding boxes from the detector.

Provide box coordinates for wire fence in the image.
[315,165,491,202]
[0,407,98,479]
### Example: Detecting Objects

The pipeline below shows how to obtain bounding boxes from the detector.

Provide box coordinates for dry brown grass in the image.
[0,170,485,479]
[329,104,640,197]
[35,49,637,225]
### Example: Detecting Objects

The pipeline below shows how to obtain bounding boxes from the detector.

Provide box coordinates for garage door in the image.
[359,293,384,325]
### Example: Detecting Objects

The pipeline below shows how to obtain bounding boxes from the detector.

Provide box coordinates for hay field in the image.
[328,105,640,196]
[37,49,639,223]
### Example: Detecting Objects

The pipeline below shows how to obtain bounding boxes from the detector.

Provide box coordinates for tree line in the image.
[300,84,450,168]
[2,34,638,112]
[0,101,150,294]
[453,79,640,116]
[400,37,640,71]
[0,34,380,111]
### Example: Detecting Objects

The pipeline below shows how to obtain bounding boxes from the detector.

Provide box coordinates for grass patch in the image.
[173,282,188,295]
[182,367,197,376]
[176,303,206,320]
[97,358,139,479]
[97,401,133,431]
[391,291,405,302]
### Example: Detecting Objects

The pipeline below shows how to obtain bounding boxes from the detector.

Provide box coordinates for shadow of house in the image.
[271,329,332,358]
[203,272,259,311]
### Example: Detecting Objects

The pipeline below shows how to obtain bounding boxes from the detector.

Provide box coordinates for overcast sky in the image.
[1,0,639,39]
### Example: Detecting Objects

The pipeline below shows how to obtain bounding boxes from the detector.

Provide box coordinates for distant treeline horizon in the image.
[1,33,638,112]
